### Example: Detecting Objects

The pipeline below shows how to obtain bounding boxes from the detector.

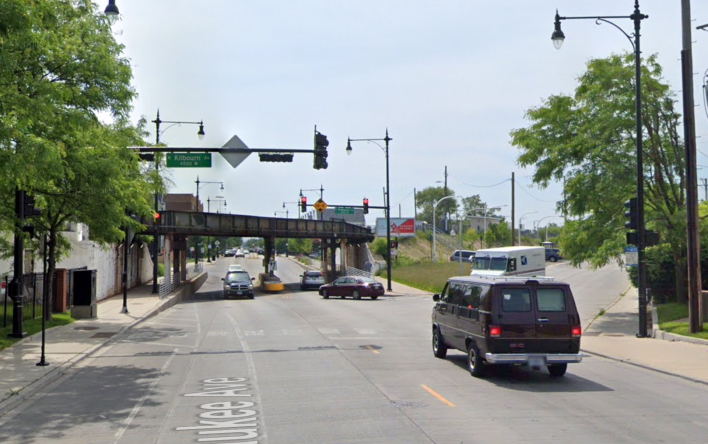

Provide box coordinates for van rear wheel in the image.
[432,328,447,359]
[547,363,567,377]
[467,342,485,377]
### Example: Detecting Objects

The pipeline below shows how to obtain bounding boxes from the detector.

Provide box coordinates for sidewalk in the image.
[582,287,708,384]
[0,272,207,416]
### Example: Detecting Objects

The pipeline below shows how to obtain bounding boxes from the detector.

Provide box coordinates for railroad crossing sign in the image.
[313,199,327,213]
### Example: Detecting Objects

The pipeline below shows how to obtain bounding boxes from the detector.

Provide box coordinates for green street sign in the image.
[166,153,212,168]
[335,207,355,215]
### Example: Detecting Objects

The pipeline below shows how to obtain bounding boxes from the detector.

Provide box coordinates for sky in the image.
[107,0,708,232]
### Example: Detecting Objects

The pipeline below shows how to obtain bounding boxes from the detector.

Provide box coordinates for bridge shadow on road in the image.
[445,353,613,393]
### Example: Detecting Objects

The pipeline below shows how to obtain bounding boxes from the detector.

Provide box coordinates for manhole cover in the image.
[74,326,99,331]
[91,332,117,339]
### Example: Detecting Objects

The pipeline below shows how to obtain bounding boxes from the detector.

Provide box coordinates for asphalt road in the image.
[1,256,705,444]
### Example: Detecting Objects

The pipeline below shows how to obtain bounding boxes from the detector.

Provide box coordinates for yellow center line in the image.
[421,384,455,407]
[365,345,380,354]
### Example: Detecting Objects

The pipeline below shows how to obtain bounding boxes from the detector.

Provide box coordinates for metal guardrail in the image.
[345,266,373,279]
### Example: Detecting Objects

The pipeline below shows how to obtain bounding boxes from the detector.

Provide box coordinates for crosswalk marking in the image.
[353,328,376,335]
[318,328,340,335]
[244,330,264,336]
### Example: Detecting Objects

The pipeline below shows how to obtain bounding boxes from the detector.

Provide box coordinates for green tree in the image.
[0,0,153,317]
[460,195,486,216]
[415,187,458,226]
[510,53,687,299]
[483,218,512,248]
[288,238,313,255]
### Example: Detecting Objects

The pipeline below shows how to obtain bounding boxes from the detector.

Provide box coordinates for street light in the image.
[552,1,649,337]
[148,109,206,294]
[518,211,538,246]
[346,130,393,292]
[104,0,119,23]
[194,176,224,266]
[433,195,457,262]
[283,201,300,219]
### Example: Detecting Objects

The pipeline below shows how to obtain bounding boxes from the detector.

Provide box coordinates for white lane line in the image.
[244,330,265,336]
[226,313,269,443]
[353,328,376,335]
[317,328,340,335]
[113,348,178,442]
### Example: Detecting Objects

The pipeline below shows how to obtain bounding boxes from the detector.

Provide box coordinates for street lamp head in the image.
[345,139,353,156]
[219,183,224,192]
[104,0,119,23]
[552,10,565,50]
[198,121,205,140]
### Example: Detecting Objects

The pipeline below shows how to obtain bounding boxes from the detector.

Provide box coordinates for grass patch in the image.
[656,302,688,323]
[659,322,708,340]
[381,261,471,294]
[598,308,606,316]
[0,313,74,351]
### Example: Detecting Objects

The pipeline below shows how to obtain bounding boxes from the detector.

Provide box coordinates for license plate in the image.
[528,357,544,368]
[236,291,242,295]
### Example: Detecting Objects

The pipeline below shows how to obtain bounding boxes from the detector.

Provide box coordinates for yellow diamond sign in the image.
[313,200,327,213]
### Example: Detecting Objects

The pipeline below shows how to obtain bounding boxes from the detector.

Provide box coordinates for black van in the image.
[431,275,582,377]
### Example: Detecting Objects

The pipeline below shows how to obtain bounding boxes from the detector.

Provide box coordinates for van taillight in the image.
[489,325,501,337]
[571,326,582,337]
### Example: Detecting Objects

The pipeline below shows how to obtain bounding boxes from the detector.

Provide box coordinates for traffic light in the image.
[624,197,638,231]
[154,212,160,225]
[363,198,369,214]
[23,192,41,218]
[301,196,307,212]
[313,131,329,170]
[390,240,398,249]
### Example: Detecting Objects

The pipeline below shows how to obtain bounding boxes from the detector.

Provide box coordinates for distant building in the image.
[469,215,502,234]
[164,194,202,212]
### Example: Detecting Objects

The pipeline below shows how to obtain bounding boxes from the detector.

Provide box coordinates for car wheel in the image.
[549,256,558,263]
[370,295,378,300]
[467,342,485,377]
[248,295,254,300]
[547,363,567,377]
[322,290,329,299]
[353,290,361,300]
[432,327,447,359]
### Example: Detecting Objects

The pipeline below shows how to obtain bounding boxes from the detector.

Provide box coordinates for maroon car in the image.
[319,276,384,300]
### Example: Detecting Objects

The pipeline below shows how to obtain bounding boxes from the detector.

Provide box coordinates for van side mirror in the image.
[433,294,440,302]
[221,278,225,281]
[251,277,255,281]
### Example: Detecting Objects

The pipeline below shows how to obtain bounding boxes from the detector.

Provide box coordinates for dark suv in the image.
[545,248,562,262]
[431,275,582,377]
[222,271,255,299]
[450,250,475,262]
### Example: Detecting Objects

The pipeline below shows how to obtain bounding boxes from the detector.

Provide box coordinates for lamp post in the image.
[103,1,119,23]
[552,1,649,337]
[283,202,300,219]
[151,109,205,294]
[194,176,224,266]
[346,130,393,292]
[433,195,457,262]
[518,211,538,246]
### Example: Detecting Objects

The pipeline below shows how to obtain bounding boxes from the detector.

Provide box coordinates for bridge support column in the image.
[263,237,276,276]
[340,239,347,274]
[329,240,337,280]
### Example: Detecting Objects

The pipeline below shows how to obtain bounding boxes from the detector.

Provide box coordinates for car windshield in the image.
[306,272,322,278]
[225,272,250,283]
[489,257,508,271]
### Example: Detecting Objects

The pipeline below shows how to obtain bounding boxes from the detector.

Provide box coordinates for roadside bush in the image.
[157,263,165,277]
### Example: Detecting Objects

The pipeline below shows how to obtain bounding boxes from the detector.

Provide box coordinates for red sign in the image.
[390,219,415,235]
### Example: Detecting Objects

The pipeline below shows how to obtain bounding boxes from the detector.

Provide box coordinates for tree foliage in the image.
[415,186,458,225]
[1,0,155,315]
[510,53,687,298]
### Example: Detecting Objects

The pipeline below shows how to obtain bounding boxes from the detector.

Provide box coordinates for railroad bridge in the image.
[151,210,375,285]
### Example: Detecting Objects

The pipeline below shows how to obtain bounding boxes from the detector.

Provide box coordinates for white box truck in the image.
[471,246,546,277]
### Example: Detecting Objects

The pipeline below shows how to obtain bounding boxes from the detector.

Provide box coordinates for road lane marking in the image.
[364,345,380,354]
[244,330,264,336]
[317,328,340,335]
[421,385,455,408]
[353,328,376,335]
[113,348,178,442]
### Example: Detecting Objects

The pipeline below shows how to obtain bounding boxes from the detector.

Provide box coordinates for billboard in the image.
[375,218,416,237]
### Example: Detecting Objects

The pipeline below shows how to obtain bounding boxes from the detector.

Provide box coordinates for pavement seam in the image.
[0,273,207,418]
[580,347,708,387]
[585,284,632,331]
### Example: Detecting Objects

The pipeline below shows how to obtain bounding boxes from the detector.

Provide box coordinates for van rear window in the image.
[501,289,531,312]
[536,289,566,312]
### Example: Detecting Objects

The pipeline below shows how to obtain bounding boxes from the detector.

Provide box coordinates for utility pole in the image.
[444,166,449,232]
[684,0,704,329]
[511,172,515,247]
[414,188,417,220]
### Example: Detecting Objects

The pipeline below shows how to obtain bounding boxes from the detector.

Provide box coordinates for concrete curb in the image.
[580,347,708,387]
[0,273,207,417]
[650,302,708,346]
[584,285,632,331]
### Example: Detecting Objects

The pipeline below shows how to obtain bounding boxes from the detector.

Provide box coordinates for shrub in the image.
[157,263,165,277]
